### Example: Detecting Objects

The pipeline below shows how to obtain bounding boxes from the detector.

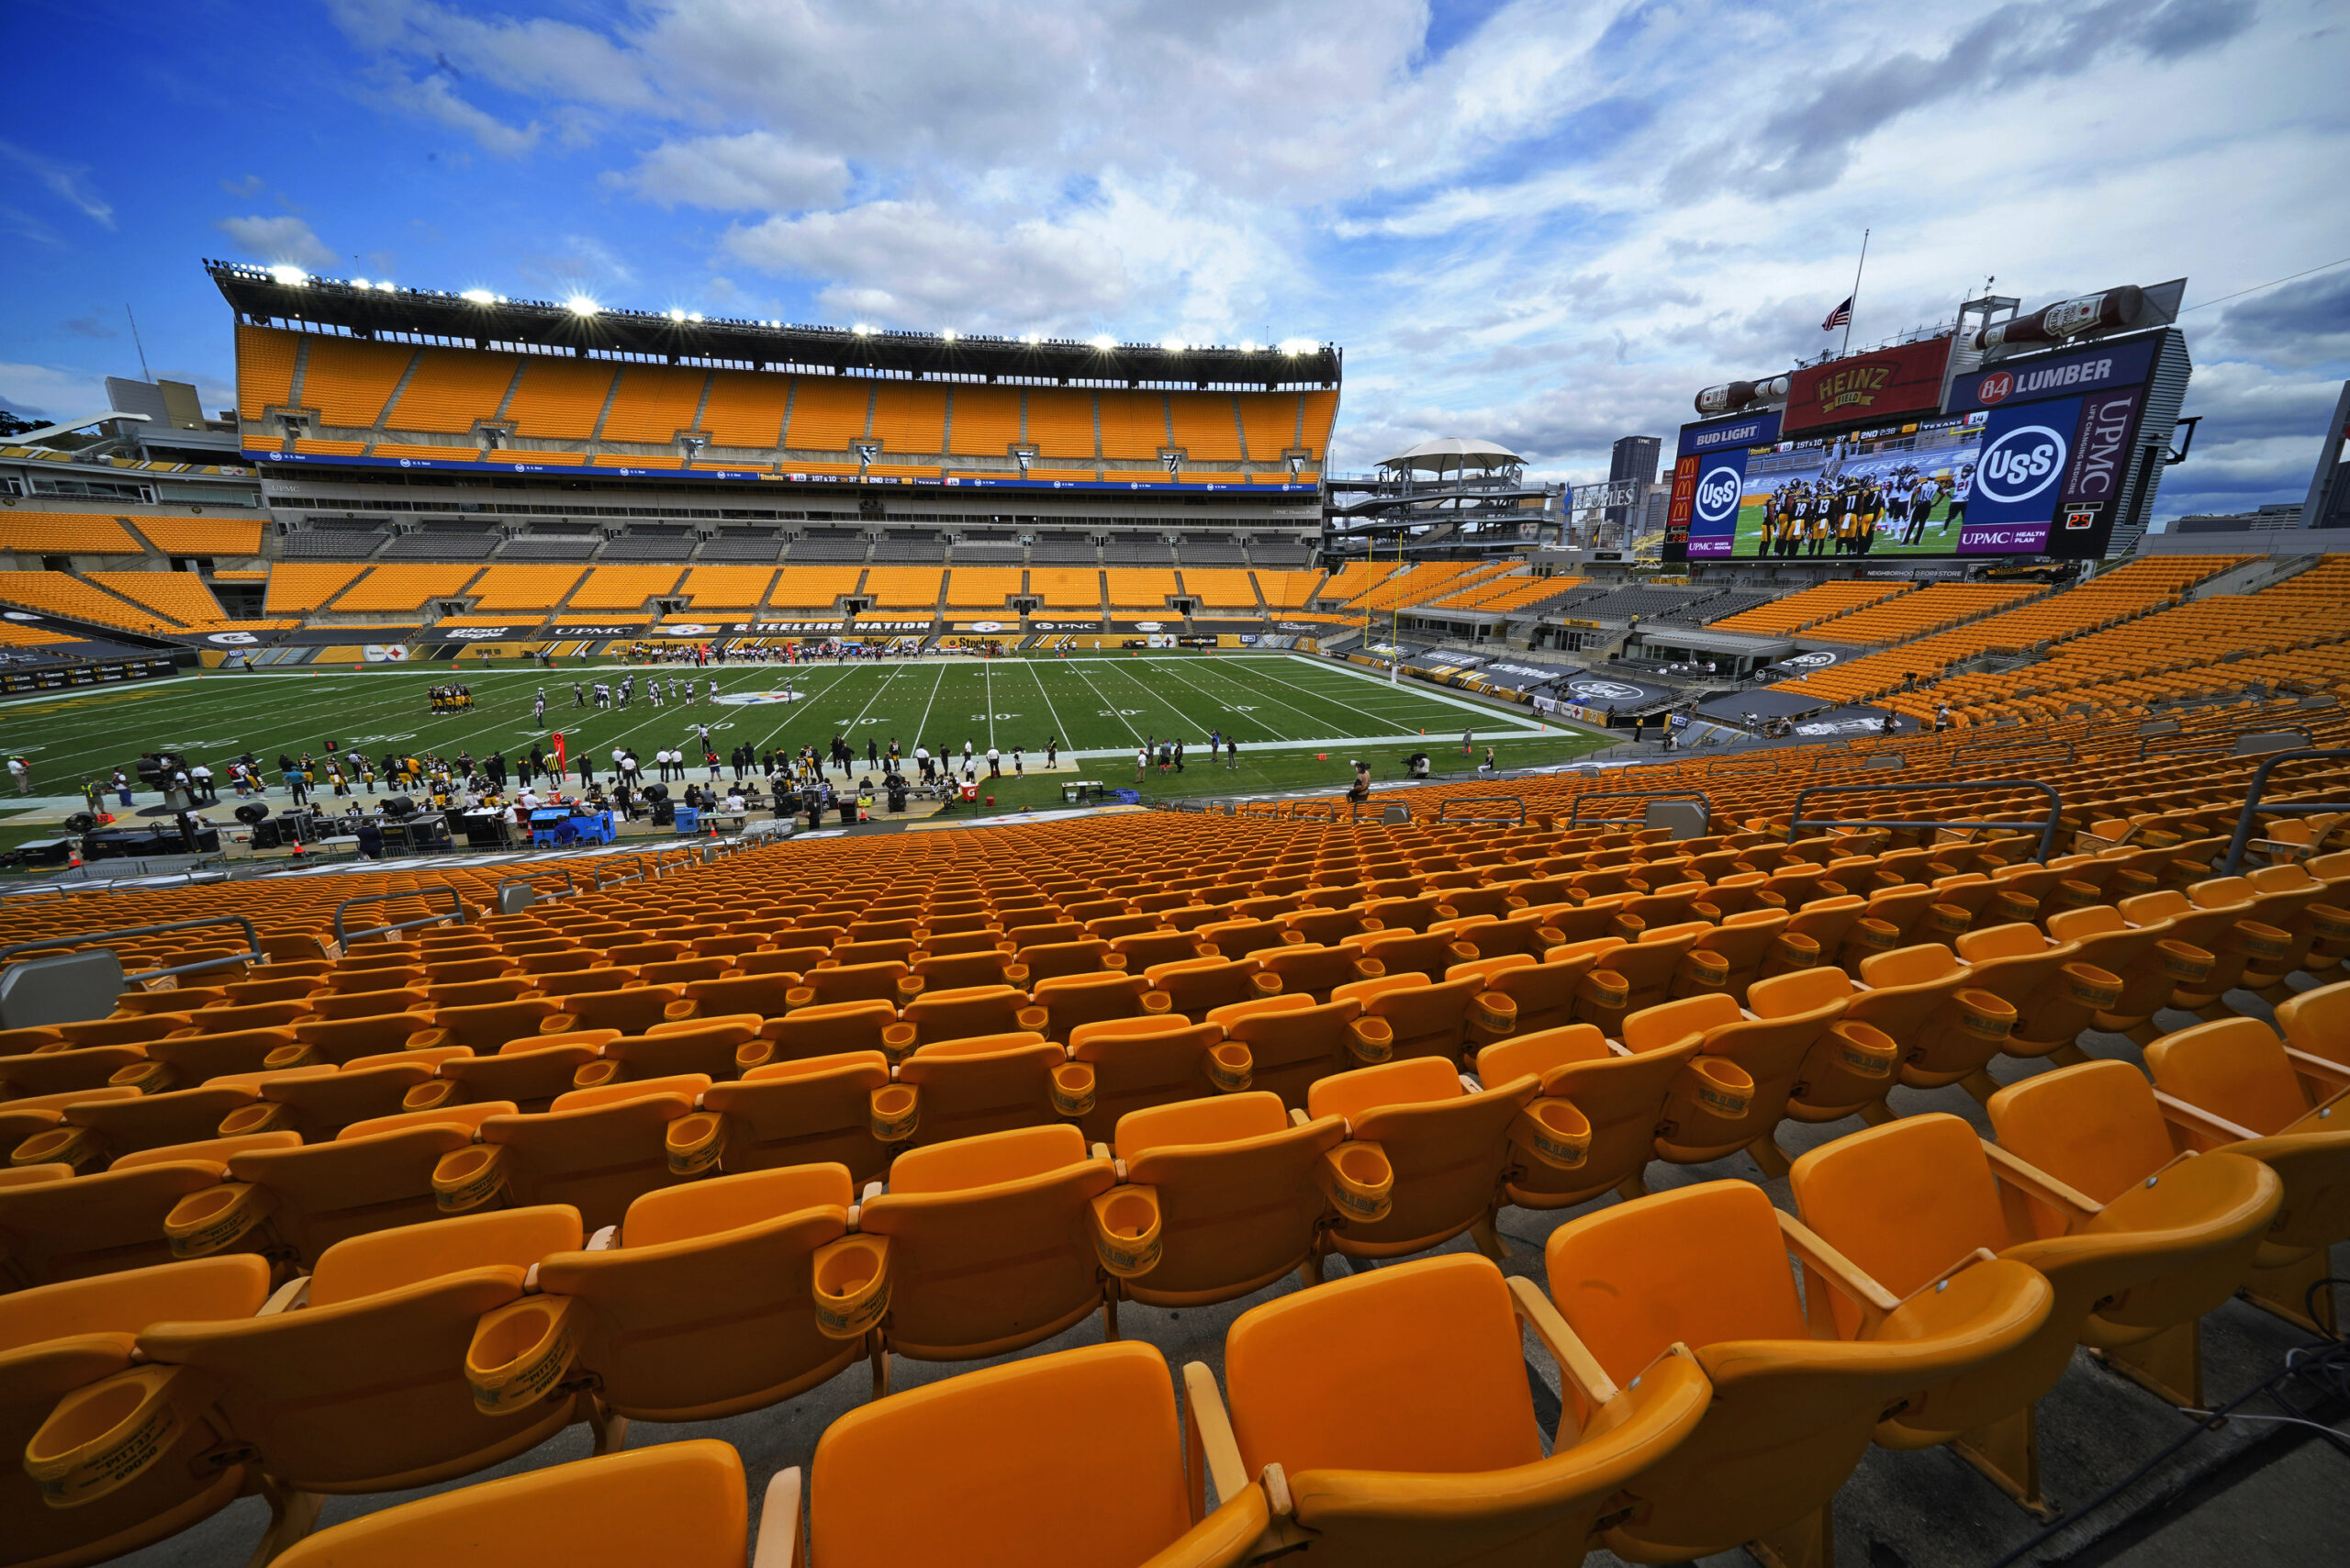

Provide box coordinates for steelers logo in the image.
[714,689,810,706]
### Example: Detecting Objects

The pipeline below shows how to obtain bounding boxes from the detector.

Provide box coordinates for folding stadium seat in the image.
[1330,971,1496,1067]
[12,1070,330,1171]
[1636,969,1862,1178]
[1552,924,1707,1038]
[1305,1057,1538,1262]
[0,1044,150,1102]
[1192,995,1360,1110]
[2109,888,2268,1015]
[1101,1092,1358,1306]
[786,1338,1267,1568]
[1475,1021,1700,1212]
[29,1205,589,1565]
[1199,1252,1708,1566]
[1540,1180,2050,1566]
[2040,903,2218,1039]
[1259,940,1385,1004]
[1439,906,1565,962]
[464,1165,867,1442]
[0,1136,295,1288]
[1145,955,1281,1016]
[738,942,834,978]
[168,1103,512,1272]
[2142,1017,2350,1335]
[407,1036,612,1115]
[691,1054,897,1184]
[1282,902,1383,947]
[1354,926,1478,982]
[849,1124,1121,1364]
[1058,1018,1248,1143]
[1,1256,274,1568]
[437,1079,711,1231]
[2188,868,2336,1000]
[883,983,1034,1047]
[571,1017,764,1087]
[743,999,901,1068]
[304,985,431,1022]
[904,946,1024,991]
[108,1026,303,1092]
[541,983,693,1036]
[1789,1110,2277,1509]
[178,999,315,1034]
[890,1032,1069,1147]
[218,1058,443,1141]
[1027,970,1172,1041]
[264,1442,779,1568]
[789,961,912,1011]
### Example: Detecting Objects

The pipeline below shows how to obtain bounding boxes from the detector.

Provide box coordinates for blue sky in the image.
[4,0,2346,521]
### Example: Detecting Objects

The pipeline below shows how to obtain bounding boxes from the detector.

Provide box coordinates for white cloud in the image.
[0,140,115,229]
[311,0,2349,516]
[0,363,108,422]
[216,215,342,274]
[612,131,848,212]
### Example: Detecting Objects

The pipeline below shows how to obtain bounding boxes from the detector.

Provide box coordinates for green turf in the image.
[0,654,1605,808]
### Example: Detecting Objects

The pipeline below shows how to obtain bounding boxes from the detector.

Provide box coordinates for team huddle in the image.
[1747,463,1975,556]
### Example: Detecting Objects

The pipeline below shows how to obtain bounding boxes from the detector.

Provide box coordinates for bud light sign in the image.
[1682,447,1751,558]
[1961,398,2080,553]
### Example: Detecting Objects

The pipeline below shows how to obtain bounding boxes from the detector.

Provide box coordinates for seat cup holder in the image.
[811,1235,891,1338]
[1089,1187,1164,1276]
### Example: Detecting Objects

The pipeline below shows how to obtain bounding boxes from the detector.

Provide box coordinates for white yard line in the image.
[1022,660,1076,753]
[910,662,949,754]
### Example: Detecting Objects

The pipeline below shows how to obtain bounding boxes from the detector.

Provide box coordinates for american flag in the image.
[1821,296,1853,331]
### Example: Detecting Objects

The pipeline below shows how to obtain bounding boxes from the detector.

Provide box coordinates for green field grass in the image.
[0,654,1609,814]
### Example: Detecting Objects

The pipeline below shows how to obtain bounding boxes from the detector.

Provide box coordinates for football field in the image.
[0,653,1605,813]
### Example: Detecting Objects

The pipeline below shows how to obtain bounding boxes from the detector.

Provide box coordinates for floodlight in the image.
[460,289,495,304]
[352,276,371,289]
[1279,338,1312,355]
[1089,334,1115,350]
[268,265,308,286]
[1020,332,1042,345]
[941,329,957,342]
[852,322,873,336]
[668,308,686,322]
[1241,341,1259,353]
[376,280,397,292]
[567,297,600,316]
[1160,337,1185,353]
[688,312,703,323]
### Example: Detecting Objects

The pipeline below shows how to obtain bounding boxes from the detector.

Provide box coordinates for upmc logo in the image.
[1976,425,2067,504]
[1976,371,2013,406]
[1693,466,1741,523]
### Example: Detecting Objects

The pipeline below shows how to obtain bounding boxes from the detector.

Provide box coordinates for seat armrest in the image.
[2284,1048,2350,1101]
[1981,1141,2103,1226]
[2153,1090,2265,1147]
[1506,1274,1617,1440]
[259,1275,310,1316]
[751,1466,802,1568]
[1778,1210,1899,1337]
[1181,1360,1252,1518]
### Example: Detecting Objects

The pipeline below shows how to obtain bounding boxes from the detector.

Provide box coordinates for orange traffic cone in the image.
[67,849,81,869]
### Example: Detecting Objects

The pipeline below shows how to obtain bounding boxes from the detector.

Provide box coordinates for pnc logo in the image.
[1693,466,1742,523]
[1976,425,2067,505]
[1976,371,2013,405]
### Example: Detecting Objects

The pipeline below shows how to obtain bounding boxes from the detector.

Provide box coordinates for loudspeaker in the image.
[383,795,418,820]
[234,802,270,826]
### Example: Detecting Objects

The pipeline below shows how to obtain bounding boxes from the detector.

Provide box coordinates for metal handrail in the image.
[1567,790,1709,828]
[334,887,467,947]
[1785,778,2065,861]
[0,915,262,980]
[1437,796,1527,825]
[2219,749,2350,874]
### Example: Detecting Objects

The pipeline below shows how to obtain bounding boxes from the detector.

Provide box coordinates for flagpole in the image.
[1842,228,1870,355]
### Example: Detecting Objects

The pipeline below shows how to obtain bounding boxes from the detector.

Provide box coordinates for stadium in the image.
[2,238,2348,1568]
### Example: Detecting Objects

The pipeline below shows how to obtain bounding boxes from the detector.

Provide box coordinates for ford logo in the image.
[1976,424,2067,505]
[1693,465,1742,524]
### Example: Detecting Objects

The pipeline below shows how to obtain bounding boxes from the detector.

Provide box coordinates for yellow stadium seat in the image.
[1,1256,273,1566]
[1305,1056,1537,1261]
[1203,1252,1710,1566]
[852,1124,1120,1363]
[1543,1181,2051,1565]
[29,1205,588,1563]
[1790,1109,2276,1509]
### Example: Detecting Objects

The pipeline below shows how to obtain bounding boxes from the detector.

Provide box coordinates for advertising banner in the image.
[1682,447,1752,560]
[1667,412,1782,561]
[1783,338,1953,436]
[1944,334,2161,415]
